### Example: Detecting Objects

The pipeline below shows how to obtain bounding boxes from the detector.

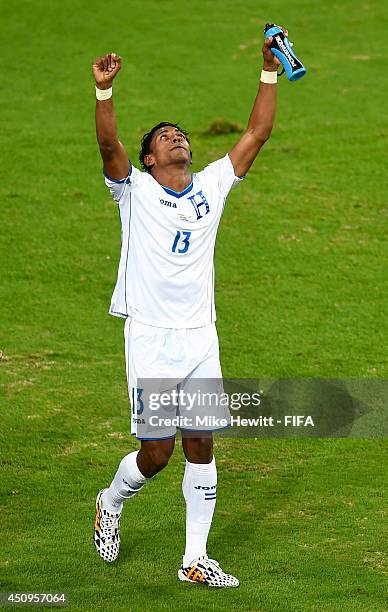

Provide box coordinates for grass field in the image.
[1,0,388,610]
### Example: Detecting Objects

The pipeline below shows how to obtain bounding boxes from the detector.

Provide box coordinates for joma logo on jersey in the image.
[194,485,217,490]
[187,190,210,220]
[159,198,177,208]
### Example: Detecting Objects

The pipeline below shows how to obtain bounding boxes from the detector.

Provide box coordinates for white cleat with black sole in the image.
[178,556,239,587]
[94,489,121,563]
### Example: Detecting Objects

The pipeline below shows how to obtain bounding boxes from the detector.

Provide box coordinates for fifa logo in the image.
[187,190,210,220]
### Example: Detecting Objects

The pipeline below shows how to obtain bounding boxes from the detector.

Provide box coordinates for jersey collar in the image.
[160,179,193,199]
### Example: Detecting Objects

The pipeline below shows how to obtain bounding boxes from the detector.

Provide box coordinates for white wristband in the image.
[260,70,277,85]
[95,86,112,100]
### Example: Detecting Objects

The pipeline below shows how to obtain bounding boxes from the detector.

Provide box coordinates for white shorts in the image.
[124,318,230,439]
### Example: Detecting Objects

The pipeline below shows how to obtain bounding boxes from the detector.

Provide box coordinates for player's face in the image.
[145,127,191,170]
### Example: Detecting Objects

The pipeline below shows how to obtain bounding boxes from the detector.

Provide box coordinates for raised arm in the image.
[92,53,130,180]
[229,28,287,178]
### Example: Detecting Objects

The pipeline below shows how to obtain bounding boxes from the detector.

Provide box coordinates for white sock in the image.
[101,450,147,513]
[182,457,217,567]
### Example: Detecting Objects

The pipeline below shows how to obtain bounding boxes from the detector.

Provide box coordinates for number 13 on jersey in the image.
[172,230,191,254]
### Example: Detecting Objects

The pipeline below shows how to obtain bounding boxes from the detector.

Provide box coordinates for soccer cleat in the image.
[94,489,121,563]
[178,556,239,588]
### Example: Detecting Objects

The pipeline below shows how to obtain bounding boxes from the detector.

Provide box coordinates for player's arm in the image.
[93,53,130,180]
[229,29,287,178]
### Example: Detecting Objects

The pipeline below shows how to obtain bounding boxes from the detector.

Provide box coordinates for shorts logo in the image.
[131,388,144,415]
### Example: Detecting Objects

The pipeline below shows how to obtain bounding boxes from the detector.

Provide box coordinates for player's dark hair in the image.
[139,122,191,172]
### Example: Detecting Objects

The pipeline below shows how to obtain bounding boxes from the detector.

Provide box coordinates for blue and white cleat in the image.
[178,556,239,587]
[94,489,121,563]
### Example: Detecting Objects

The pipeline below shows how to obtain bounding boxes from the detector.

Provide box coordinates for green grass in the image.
[1,0,388,610]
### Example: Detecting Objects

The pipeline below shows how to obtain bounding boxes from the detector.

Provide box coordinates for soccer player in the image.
[92,27,285,587]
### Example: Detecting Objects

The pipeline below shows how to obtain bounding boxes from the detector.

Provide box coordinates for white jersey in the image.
[105,154,244,328]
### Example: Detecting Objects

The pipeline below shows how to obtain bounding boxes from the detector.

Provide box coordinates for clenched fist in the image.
[93,53,122,89]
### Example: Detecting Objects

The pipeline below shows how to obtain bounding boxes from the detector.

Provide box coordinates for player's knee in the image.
[140,439,175,475]
[183,435,213,463]
[149,449,172,472]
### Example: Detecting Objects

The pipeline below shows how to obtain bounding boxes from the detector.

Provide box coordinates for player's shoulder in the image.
[104,163,149,202]
[194,153,245,197]
[195,153,232,180]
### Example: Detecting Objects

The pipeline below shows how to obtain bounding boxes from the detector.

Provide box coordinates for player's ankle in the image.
[183,553,205,567]
[101,490,123,513]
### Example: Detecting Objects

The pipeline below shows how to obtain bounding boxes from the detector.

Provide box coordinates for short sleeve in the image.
[197,154,245,197]
[103,163,143,202]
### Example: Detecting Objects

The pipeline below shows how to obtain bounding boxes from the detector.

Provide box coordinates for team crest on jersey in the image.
[187,190,210,220]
